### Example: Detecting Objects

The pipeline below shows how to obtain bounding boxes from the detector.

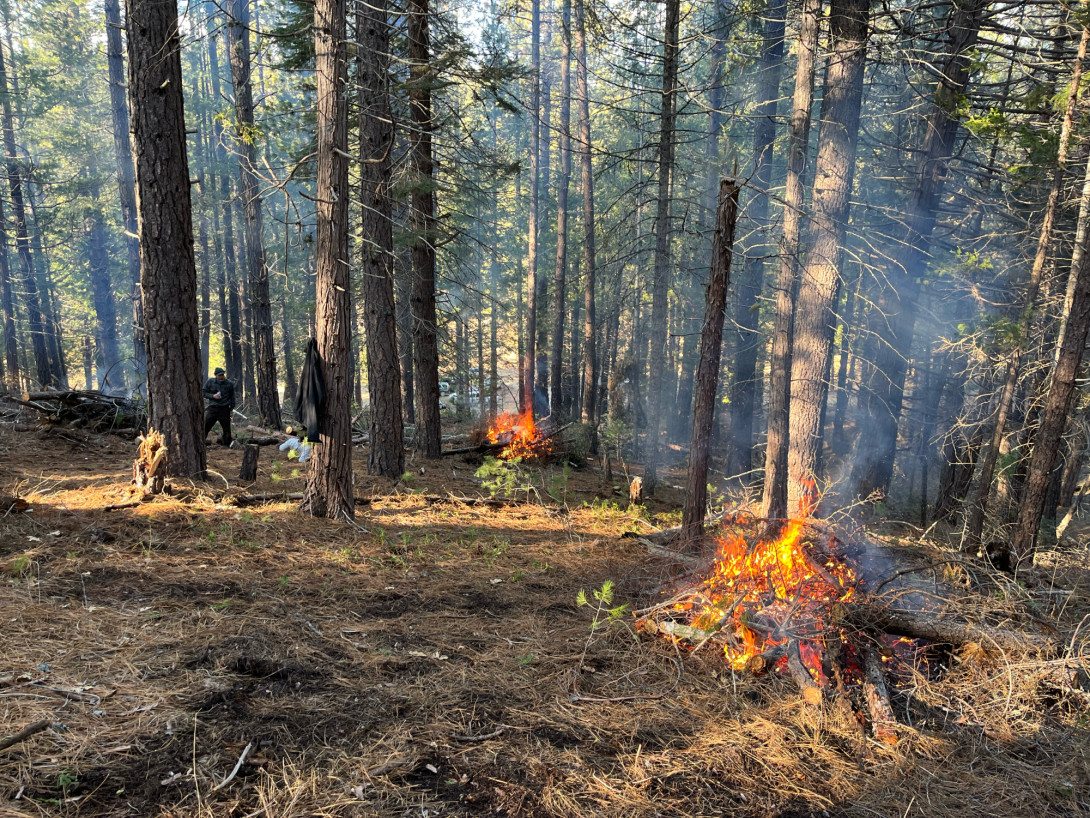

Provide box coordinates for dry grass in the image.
[1,422,1088,817]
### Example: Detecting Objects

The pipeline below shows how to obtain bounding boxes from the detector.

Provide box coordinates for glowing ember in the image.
[688,485,856,674]
[487,409,552,460]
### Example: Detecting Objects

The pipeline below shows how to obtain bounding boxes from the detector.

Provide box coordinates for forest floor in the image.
[1,419,1089,817]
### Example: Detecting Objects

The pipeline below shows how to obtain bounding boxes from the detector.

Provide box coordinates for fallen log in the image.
[440,441,507,458]
[846,602,1057,655]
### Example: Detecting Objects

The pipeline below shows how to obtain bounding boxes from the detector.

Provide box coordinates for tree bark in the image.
[644,0,680,493]
[522,0,540,417]
[682,181,740,543]
[358,0,404,478]
[550,0,571,418]
[761,0,819,519]
[786,0,869,513]
[967,25,1089,549]
[104,0,146,383]
[0,191,16,388]
[850,0,988,499]
[1013,145,1090,561]
[573,0,597,427]
[203,3,244,390]
[728,0,787,483]
[303,0,354,520]
[408,0,442,457]
[125,0,206,479]
[0,43,53,388]
[397,267,415,425]
[196,175,212,381]
[85,199,122,388]
[225,0,280,429]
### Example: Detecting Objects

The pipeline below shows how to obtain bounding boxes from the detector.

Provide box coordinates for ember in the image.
[487,409,553,461]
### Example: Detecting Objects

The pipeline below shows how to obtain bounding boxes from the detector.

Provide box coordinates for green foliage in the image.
[476,456,528,498]
[576,580,630,632]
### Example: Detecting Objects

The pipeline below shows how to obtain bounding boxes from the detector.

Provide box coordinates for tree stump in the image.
[133,429,166,496]
[239,444,260,482]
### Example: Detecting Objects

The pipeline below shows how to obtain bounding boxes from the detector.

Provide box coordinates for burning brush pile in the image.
[485,409,556,462]
[638,502,1060,741]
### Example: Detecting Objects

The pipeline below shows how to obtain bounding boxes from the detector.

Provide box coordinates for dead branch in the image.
[862,649,899,744]
[785,640,823,705]
[0,719,50,752]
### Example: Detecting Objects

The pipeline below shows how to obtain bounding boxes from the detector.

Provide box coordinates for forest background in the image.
[1,0,1088,553]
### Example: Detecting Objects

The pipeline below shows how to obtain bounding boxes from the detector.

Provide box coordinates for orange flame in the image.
[487,409,551,460]
[692,477,855,672]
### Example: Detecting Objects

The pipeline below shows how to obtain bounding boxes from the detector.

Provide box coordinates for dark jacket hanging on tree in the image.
[296,338,325,443]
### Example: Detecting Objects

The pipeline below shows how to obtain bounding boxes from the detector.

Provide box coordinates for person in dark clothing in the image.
[203,367,236,446]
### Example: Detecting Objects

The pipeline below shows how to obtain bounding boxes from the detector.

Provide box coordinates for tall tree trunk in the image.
[522,0,540,417]
[85,197,122,388]
[408,0,441,457]
[573,0,597,427]
[126,0,205,479]
[0,43,53,388]
[211,175,234,382]
[397,267,415,425]
[850,0,988,499]
[104,0,146,383]
[683,181,740,541]
[358,0,404,478]
[786,0,869,513]
[203,2,244,389]
[550,0,571,418]
[226,0,280,428]
[762,0,819,519]
[303,0,354,520]
[490,250,499,418]
[831,260,862,454]
[728,0,787,482]
[0,192,16,388]
[967,24,1089,549]
[1013,143,1090,561]
[196,176,212,381]
[537,74,551,388]
[644,0,680,492]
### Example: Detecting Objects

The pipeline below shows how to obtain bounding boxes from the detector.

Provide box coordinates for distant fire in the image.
[487,409,552,461]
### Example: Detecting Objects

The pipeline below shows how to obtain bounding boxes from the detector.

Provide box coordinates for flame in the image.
[694,478,856,672]
[487,409,551,460]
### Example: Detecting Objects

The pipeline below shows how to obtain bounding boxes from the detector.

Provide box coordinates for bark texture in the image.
[408,0,442,457]
[761,0,819,519]
[787,0,869,513]
[644,0,680,492]
[125,0,206,479]
[550,0,571,417]
[682,181,740,542]
[522,0,540,417]
[303,0,354,520]
[358,0,404,478]
[225,0,280,429]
